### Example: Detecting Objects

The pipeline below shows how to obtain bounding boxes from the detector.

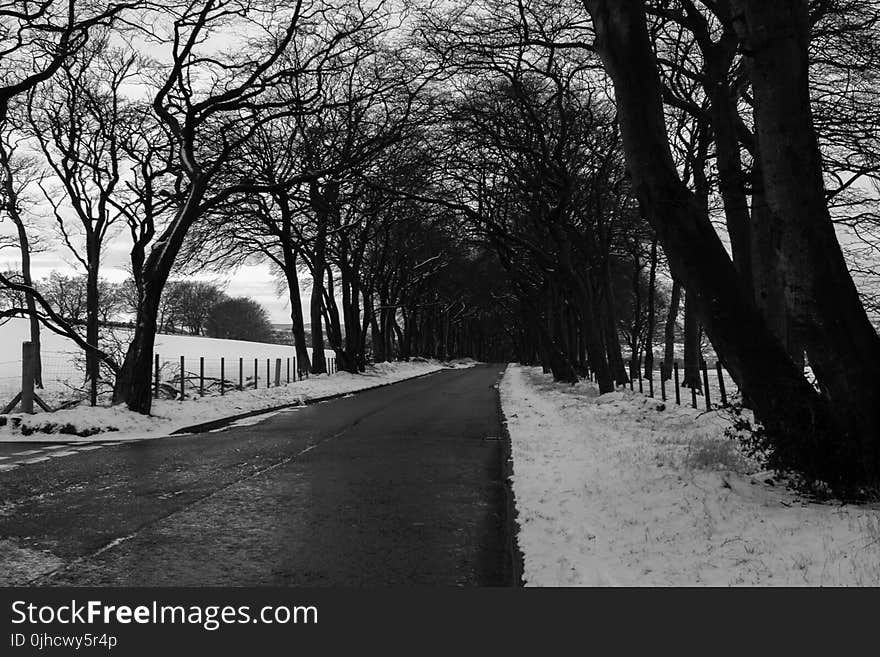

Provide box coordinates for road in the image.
[0,365,515,586]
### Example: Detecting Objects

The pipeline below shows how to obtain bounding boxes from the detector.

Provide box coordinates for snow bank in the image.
[501,364,880,586]
[0,360,459,443]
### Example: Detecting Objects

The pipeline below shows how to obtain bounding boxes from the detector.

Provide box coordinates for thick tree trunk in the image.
[734,0,880,479]
[85,242,100,405]
[706,48,754,295]
[586,0,843,485]
[662,278,681,380]
[113,180,208,414]
[628,248,643,382]
[750,138,800,366]
[283,258,311,375]
[278,196,311,374]
[644,236,658,378]
[682,290,702,391]
[113,279,163,413]
[599,262,629,384]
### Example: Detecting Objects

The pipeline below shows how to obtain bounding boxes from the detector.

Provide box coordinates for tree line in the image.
[1,0,879,492]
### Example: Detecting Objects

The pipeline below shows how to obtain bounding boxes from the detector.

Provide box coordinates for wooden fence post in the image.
[701,360,711,410]
[239,357,243,390]
[199,357,205,396]
[266,358,270,388]
[275,358,281,387]
[716,361,727,407]
[154,354,160,399]
[674,362,681,405]
[254,358,258,389]
[179,356,185,400]
[221,358,225,396]
[286,358,290,384]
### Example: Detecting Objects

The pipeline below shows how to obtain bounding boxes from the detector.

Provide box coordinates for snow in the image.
[0,359,459,443]
[0,317,337,406]
[501,364,880,586]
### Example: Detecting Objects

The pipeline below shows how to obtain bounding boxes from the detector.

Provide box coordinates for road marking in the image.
[42,445,71,451]
[99,442,123,447]
[20,457,50,464]
[47,451,78,458]
[11,450,41,456]
[73,445,103,452]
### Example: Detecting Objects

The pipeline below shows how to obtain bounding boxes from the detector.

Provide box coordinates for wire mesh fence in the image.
[0,345,340,411]
[588,358,741,411]
[152,354,338,400]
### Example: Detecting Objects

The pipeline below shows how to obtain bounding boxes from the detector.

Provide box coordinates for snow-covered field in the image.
[0,317,336,406]
[501,364,880,586]
[0,359,466,442]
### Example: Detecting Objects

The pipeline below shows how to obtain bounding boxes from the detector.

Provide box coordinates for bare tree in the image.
[0,126,44,385]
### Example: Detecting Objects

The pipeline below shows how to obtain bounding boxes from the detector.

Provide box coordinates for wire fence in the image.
[0,346,339,411]
[589,358,740,411]
[152,354,338,400]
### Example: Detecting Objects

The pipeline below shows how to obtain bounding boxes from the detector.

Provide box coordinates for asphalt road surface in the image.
[0,364,516,586]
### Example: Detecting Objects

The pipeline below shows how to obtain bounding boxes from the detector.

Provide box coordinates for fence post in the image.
[716,361,727,407]
[239,357,243,390]
[221,358,225,396]
[21,341,35,414]
[701,360,711,410]
[199,357,205,396]
[286,358,290,384]
[154,354,160,399]
[660,363,666,402]
[179,356,185,400]
[266,358,271,388]
[674,362,681,405]
[254,358,258,389]
[275,358,281,387]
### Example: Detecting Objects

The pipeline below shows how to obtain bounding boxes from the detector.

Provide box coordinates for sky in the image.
[1,225,301,326]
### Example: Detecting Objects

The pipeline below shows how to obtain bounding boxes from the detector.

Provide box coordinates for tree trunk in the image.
[600,262,629,384]
[644,236,658,378]
[278,195,311,374]
[113,179,208,414]
[750,135,801,367]
[734,0,880,480]
[283,258,311,375]
[682,289,702,391]
[307,187,329,375]
[15,216,42,388]
[662,278,681,380]
[86,240,100,405]
[113,279,163,413]
[2,140,44,388]
[586,0,843,485]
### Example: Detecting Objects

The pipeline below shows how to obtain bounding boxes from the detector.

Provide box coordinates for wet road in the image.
[0,365,514,586]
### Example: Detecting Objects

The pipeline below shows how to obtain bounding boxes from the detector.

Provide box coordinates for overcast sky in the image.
[1,226,301,326]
